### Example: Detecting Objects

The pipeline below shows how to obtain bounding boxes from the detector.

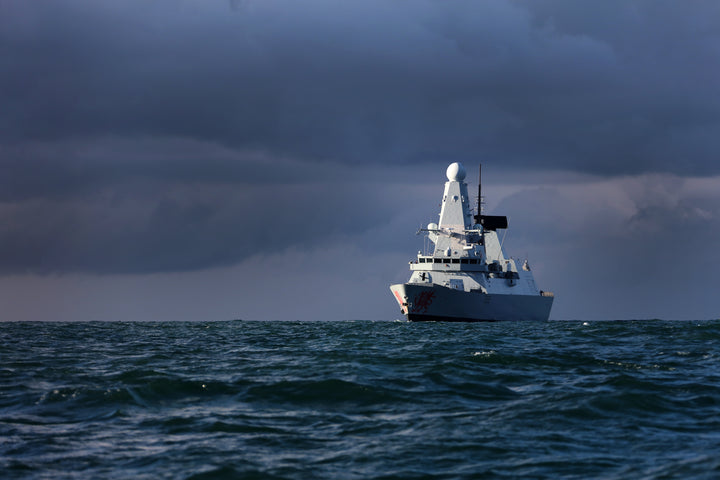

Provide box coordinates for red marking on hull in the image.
[410,291,435,314]
[393,290,407,314]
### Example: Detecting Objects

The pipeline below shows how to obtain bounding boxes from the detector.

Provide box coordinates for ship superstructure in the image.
[390,162,553,322]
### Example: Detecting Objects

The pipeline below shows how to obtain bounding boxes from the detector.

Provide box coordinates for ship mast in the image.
[473,164,508,233]
[477,164,482,218]
[478,164,484,246]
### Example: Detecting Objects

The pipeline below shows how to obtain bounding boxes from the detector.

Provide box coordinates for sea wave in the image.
[2,320,720,479]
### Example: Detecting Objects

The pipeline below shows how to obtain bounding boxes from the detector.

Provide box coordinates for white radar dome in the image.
[427,223,438,230]
[446,162,466,182]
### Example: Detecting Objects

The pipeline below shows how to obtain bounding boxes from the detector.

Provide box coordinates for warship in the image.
[390,162,554,322]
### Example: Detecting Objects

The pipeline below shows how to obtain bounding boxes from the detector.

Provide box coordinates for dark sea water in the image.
[2,320,720,479]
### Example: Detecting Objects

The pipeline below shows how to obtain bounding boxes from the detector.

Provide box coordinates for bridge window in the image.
[461,259,468,264]
[451,259,460,264]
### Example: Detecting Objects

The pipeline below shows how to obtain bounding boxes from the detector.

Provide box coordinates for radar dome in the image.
[446,162,466,181]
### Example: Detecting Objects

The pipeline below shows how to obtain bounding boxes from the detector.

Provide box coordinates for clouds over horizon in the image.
[1,0,719,319]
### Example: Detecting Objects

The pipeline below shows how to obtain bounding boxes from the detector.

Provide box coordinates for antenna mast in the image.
[477,164,482,218]
[474,164,508,232]
[478,164,485,246]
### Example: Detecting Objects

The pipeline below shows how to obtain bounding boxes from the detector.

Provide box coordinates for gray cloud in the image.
[4,1,720,172]
[0,165,435,274]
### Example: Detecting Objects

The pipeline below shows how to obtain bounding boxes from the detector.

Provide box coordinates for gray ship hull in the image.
[390,283,553,322]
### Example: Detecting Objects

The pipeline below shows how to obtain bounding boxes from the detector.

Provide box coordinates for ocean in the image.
[2,320,720,479]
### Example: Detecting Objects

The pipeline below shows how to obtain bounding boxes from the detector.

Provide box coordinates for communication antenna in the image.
[477,164,482,217]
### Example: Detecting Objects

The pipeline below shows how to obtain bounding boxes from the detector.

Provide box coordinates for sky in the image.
[1,0,719,321]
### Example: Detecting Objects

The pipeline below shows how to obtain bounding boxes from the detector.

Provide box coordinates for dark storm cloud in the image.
[1,0,720,276]
[4,0,719,171]
[0,138,342,201]
[0,177,420,274]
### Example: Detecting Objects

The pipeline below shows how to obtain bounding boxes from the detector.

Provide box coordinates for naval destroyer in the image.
[390,162,554,322]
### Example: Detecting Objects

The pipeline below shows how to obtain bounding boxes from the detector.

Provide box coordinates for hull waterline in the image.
[390,283,553,322]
